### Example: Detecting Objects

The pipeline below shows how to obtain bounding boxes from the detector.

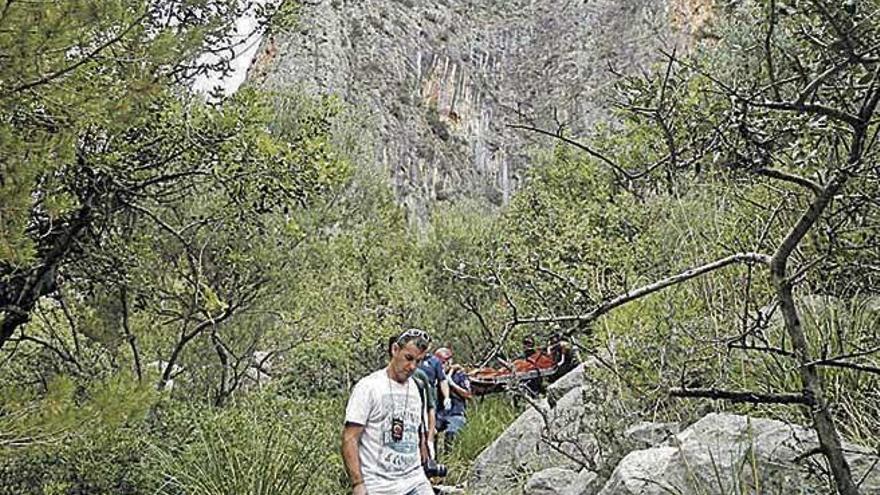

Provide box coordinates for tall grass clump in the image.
[152,391,347,495]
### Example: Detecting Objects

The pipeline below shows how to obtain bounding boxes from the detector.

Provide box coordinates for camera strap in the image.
[386,375,410,436]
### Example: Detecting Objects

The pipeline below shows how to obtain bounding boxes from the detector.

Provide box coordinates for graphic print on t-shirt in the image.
[379,390,420,472]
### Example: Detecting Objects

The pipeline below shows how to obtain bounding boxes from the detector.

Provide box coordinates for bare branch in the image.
[479,321,516,368]
[516,253,771,327]
[507,124,636,181]
[764,0,782,101]
[11,334,81,374]
[767,108,875,495]
[811,360,880,376]
[457,295,496,345]
[535,262,593,303]
[795,60,853,106]
[56,294,80,356]
[753,167,823,195]
[669,387,812,405]
[751,100,862,128]
[773,174,848,269]
[729,343,795,358]
[120,285,142,382]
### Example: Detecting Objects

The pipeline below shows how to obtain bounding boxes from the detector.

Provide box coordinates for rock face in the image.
[251,0,710,219]
[622,421,679,450]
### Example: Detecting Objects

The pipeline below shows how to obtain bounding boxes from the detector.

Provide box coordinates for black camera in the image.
[423,458,448,478]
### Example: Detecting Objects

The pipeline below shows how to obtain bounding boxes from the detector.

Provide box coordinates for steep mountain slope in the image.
[251,0,710,218]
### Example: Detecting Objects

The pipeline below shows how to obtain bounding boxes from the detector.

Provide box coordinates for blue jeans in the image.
[444,414,466,434]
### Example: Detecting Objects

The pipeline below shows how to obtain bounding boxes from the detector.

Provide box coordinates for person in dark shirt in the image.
[419,347,452,410]
[418,346,451,458]
[436,360,472,453]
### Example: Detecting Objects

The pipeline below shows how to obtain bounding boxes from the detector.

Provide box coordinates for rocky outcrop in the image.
[598,413,880,495]
[474,408,880,495]
[469,384,593,495]
[467,351,880,495]
[621,421,679,450]
[547,362,585,395]
[251,0,712,220]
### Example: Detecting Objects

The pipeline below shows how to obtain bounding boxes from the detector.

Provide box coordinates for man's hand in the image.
[352,481,368,495]
[443,397,452,410]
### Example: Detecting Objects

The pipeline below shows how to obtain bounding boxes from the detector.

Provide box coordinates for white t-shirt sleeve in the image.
[345,378,373,426]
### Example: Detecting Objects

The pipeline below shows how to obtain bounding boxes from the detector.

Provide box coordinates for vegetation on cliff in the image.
[1,1,879,494]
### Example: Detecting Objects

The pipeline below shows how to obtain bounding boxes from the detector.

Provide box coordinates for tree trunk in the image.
[770,169,859,494]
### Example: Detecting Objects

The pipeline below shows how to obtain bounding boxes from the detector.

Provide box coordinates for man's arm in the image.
[440,379,451,408]
[449,378,472,400]
[342,422,367,494]
[447,367,473,400]
[419,421,431,463]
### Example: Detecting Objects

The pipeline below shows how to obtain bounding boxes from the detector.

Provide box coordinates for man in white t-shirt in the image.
[342,328,434,495]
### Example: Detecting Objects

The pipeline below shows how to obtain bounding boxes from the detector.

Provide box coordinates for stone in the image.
[434,485,465,494]
[524,467,579,495]
[565,469,601,495]
[523,467,575,495]
[547,362,586,394]
[596,413,880,495]
[523,467,600,495]
[144,360,184,391]
[622,421,679,449]
[470,385,595,494]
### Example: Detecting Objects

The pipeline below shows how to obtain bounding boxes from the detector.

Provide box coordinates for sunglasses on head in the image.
[397,328,430,344]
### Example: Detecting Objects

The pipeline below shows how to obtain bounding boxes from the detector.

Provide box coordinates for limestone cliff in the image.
[250,0,712,218]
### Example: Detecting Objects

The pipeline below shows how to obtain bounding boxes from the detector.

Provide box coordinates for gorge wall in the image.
[250,0,713,219]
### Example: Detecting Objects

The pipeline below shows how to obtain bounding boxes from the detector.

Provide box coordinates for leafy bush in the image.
[0,375,158,495]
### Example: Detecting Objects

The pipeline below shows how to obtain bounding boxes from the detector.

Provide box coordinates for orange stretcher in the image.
[466,346,569,396]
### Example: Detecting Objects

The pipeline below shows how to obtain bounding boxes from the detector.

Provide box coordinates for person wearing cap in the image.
[342,328,434,495]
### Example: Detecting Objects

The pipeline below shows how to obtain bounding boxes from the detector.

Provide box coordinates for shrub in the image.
[150,390,347,495]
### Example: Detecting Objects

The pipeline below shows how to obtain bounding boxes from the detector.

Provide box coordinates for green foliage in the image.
[2,1,879,493]
[0,0,284,264]
[0,374,158,495]
[503,146,657,301]
[0,85,352,401]
[0,0,346,392]
[734,296,880,448]
[420,200,503,362]
[152,391,347,495]
[0,377,352,495]
[274,166,432,393]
